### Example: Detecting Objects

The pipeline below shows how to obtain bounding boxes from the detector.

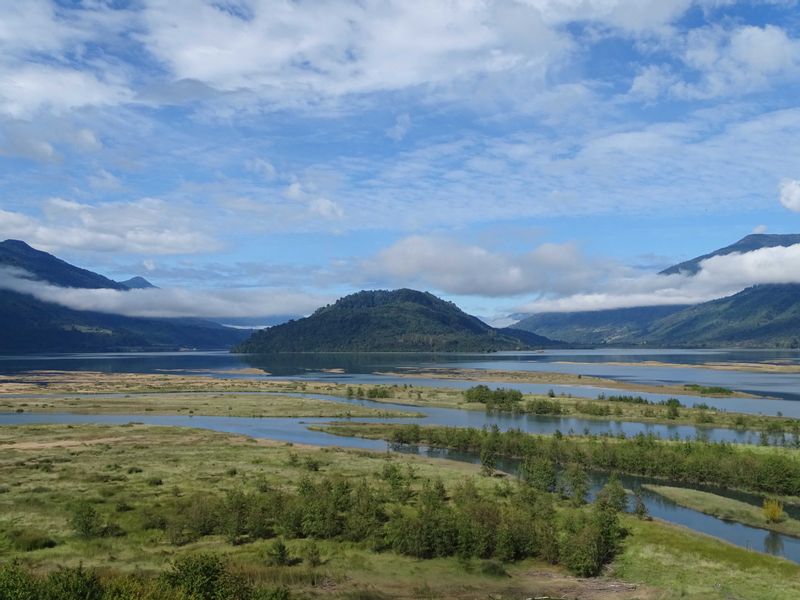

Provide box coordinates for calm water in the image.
[2,408,799,563]
[4,349,800,415]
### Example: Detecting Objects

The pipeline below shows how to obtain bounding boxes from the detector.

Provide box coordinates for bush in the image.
[0,561,39,600]
[265,539,292,567]
[763,498,785,523]
[70,502,102,539]
[163,553,252,600]
[7,529,57,551]
[146,477,163,487]
[42,565,103,600]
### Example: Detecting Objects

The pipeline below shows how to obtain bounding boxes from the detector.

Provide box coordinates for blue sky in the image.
[2,0,800,323]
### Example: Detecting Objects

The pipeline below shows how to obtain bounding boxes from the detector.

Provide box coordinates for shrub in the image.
[265,539,292,567]
[163,553,252,600]
[42,565,103,600]
[7,529,57,551]
[70,502,102,539]
[0,561,39,600]
[763,498,785,523]
[146,477,163,487]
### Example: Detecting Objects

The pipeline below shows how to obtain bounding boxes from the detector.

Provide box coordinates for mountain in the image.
[235,289,557,353]
[0,239,127,289]
[642,284,800,347]
[514,234,800,347]
[514,305,691,345]
[660,233,800,275]
[0,240,249,353]
[119,276,157,289]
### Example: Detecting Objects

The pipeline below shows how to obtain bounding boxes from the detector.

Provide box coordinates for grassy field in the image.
[1,370,795,434]
[0,391,420,418]
[1,424,798,598]
[380,367,756,398]
[643,485,800,537]
[613,517,800,599]
[0,423,665,599]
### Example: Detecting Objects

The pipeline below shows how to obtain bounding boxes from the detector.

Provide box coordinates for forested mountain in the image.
[515,234,800,347]
[643,284,800,347]
[236,289,557,353]
[514,305,691,345]
[0,240,249,353]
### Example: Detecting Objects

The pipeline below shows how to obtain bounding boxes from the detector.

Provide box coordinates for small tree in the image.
[633,488,649,520]
[480,446,496,477]
[70,502,102,539]
[266,538,292,566]
[596,475,627,514]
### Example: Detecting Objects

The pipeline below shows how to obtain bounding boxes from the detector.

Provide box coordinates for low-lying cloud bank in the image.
[359,234,800,314]
[0,266,327,320]
[521,243,800,313]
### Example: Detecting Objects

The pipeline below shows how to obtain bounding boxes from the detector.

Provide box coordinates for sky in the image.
[1,0,800,325]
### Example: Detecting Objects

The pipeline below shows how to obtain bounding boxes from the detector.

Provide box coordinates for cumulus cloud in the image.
[0,266,326,319]
[632,23,800,101]
[0,198,219,255]
[520,243,800,313]
[780,179,800,212]
[360,235,800,314]
[138,0,568,110]
[362,235,619,297]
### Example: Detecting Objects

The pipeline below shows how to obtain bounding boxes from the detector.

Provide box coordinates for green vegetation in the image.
[684,384,734,395]
[4,423,800,598]
[0,391,418,418]
[0,424,639,599]
[458,385,798,435]
[614,515,800,599]
[318,422,800,496]
[234,288,554,353]
[642,485,800,537]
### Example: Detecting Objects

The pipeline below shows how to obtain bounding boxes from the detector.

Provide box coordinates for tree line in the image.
[388,424,800,496]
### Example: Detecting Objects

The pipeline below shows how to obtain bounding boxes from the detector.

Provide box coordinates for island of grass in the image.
[642,485,800,537]
[2,370,797,435]
[1,423,800,599]
[313,422,800,499]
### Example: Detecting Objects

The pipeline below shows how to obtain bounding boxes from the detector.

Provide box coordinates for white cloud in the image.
[139,0,568,110]
[0,198,219,255]
[779,179,800,212]
[386,113,411,141]
[245,158,277,180]
[0,65,132,118]
[753,224,768,234]
[363,235,616,297]
[520,243,800,313]
[641,24,800,100]
[0,265,326,319]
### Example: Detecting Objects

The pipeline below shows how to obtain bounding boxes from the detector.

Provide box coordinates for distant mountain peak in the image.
[0,239,127,290]
[119,276,158,289]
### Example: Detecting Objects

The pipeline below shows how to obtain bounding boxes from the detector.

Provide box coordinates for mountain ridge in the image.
[0,240,249,353]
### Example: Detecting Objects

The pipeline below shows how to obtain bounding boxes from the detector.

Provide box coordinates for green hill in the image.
[0,240,249,353]
[236,289,557,353]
